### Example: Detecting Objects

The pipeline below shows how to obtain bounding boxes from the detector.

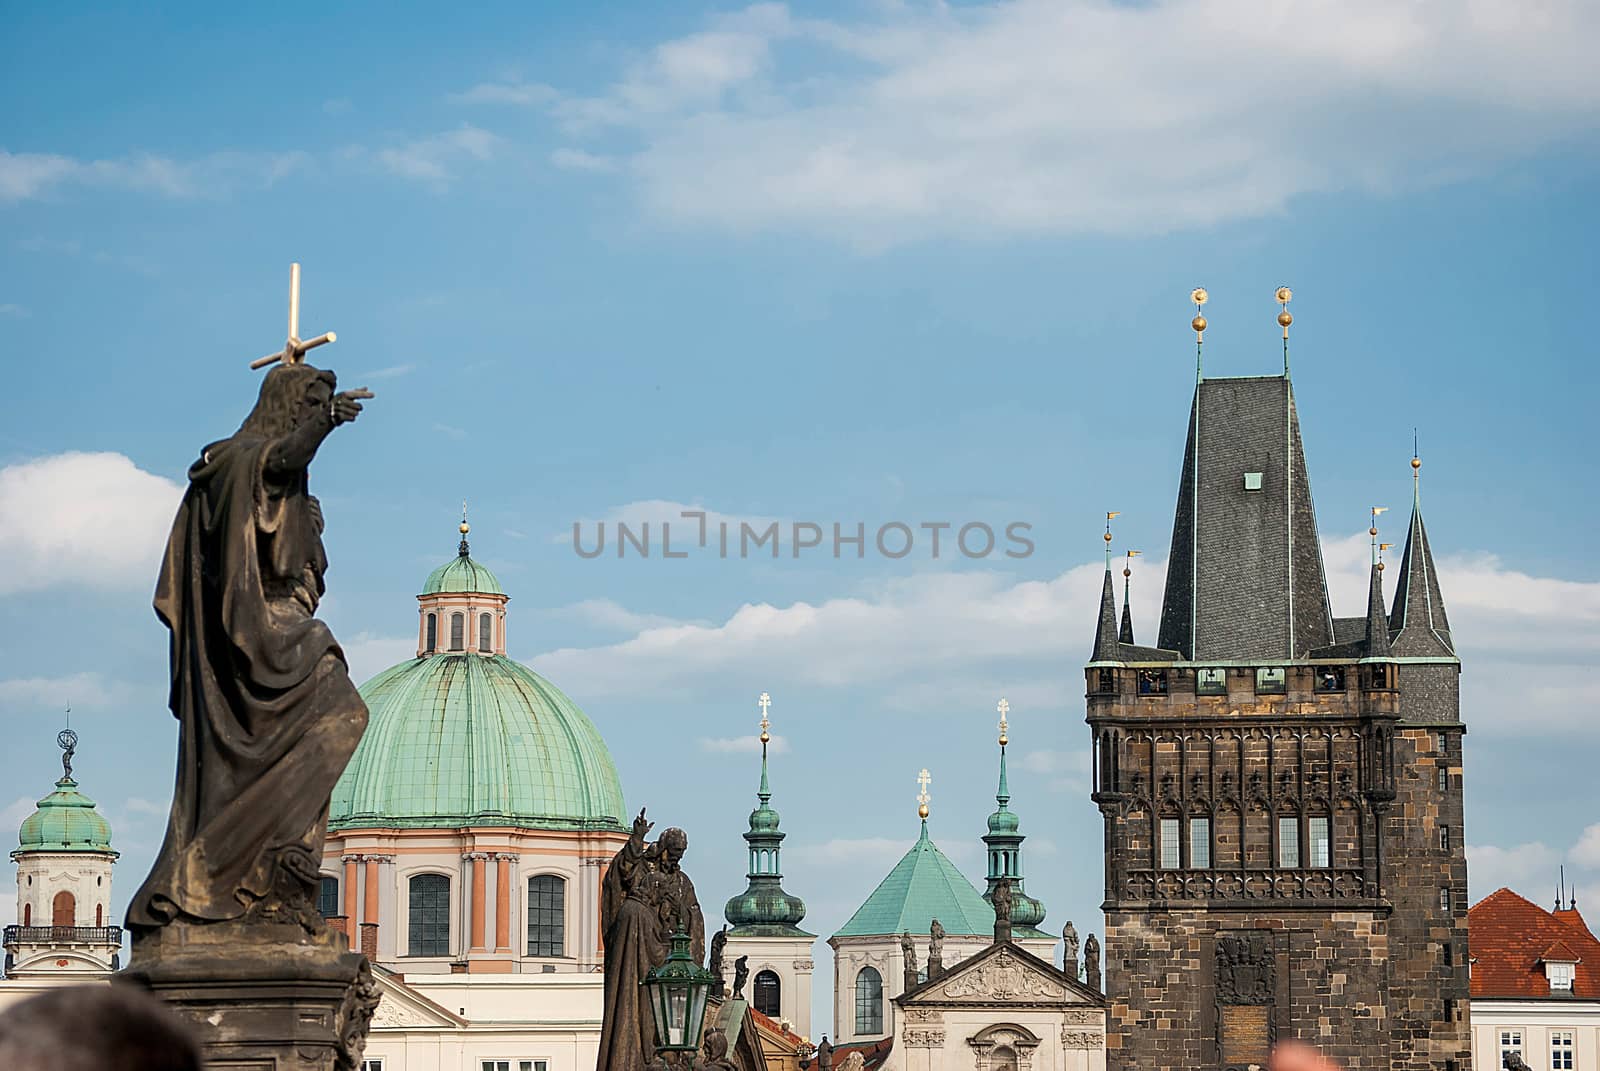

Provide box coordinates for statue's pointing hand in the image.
[632,807,654,840]
[332,387,374,426]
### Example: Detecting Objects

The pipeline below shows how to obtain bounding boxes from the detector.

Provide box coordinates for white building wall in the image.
[1470,999,1600,1071]
[722,932,816,1040]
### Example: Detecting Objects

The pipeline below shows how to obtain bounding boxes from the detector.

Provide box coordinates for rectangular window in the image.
[1440,825,1451,852]
[1444,941,1453,966]
[362,1061,384,1071]
[1278,817,1300,868]
[1553,1032,1574,1071]
[482,1063,511,1071]
[1196,668,1227,696]
[450,613,464,651]
[1190,817,1211,869]
[1256,667,1287,694]
[479,613,493,652]
[1548,962,1575,991]
[1439,767,1449,792]
[1309,816,1330,868]
[527,875,566,957]
[1160,818,1181,869]
[1500,1031,1523,1066]
[1440,888,1451,915]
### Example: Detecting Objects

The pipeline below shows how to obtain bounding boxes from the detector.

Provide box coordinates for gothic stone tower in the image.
[1085,366,1469,1071]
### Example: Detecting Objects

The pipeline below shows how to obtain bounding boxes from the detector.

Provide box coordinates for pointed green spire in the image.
[724,693,811,937]
[981,699,1047,937]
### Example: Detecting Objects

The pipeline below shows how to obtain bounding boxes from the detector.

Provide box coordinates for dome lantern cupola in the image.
[724,693,810,935]
[416,510,509,657]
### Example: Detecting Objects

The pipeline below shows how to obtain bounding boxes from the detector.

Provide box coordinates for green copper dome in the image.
[422,552,504,596]
[16,778,116,855]
[331,653,626,832]
[982,744,1048,937]
[834,822,993,938]
[725,736,812,937]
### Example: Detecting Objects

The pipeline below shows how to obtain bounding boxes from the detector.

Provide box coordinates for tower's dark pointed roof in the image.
[1389,473,1454,657]
[1092,569,1119,661]
[1364,563,1391,660]
[1118,599,1134,645]
[1157,376,1334,660]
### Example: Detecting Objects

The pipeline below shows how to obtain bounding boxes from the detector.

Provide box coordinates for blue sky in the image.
[4,0,1599,1031]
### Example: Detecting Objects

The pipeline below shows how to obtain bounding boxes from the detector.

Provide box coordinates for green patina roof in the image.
[833,822,993,938]
[15,778,116,855]
[422,551,504,596]
[331,653,626,832]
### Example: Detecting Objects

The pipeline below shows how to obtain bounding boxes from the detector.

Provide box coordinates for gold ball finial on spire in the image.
[1191,287,1208,337]
[1276,286,1293,336]
[1412,456,1422,470]
[996,697,1010,747]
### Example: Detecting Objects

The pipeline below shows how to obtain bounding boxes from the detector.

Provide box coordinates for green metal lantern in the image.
[642,928,715,1054]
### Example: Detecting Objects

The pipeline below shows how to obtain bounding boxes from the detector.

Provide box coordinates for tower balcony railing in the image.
[1121,867,1371,903]
[3,924,124,947]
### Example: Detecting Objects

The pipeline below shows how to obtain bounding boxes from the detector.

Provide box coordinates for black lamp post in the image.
[643,928,715,1057]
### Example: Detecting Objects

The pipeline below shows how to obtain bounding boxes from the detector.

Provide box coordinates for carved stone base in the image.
[115,921,380,1071]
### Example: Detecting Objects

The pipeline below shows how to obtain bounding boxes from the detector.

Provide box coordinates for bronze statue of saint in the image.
[598,809,706,1071]
[127,362,372,940]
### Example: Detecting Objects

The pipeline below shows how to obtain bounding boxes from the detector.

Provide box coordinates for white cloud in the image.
[453,80,558,107]
[534,525,1600,738]
[1570,823,1600,871]
[789,836,912,867]
[551,148,620,174]
[0,452,182,594]
[1467,840,1563,906]
[1018,748,1091,792]
[0,797,35,834]
[550,0,1600,244]
[374,125,499,185]
[0,672,128,711]
[123,797,167,817]
[555,598,697,633]
[0,147,310,202]
[340,632,417,687]
[699,734,790,755]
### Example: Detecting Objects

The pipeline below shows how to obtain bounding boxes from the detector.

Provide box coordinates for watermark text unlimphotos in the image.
[572,512,1034,560]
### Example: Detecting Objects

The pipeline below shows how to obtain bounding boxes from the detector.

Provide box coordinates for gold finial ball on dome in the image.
[460,521,471,535]
[1192,315,1207,333]
[760,728,770,744]
[1278,310,1293,328]
[1277,286,1293,304]
[1191,287,1208,306]
[918,802,929,819]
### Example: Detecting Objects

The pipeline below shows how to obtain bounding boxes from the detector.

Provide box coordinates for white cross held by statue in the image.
[250,262,338,370]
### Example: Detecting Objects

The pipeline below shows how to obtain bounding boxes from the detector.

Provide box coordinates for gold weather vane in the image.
[917,768,931,820]
[1277,286,1293,376]
[1104,511,1119,569]
[1192,288,1208,381]
[1124,549,1141,579]
[250,262,338,370]
[1370,506,1388,566]
[996,697,1010,746]
[758,692,772,743]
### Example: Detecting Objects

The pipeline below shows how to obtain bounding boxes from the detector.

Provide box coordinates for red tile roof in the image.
[1469,888,1598,999]
[749,1007,804,1046]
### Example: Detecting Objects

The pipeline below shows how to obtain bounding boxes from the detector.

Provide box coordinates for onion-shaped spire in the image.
[982,698,1047,934]
[724,693,812,936]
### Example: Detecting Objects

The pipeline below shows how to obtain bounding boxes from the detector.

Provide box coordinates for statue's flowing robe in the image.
[127,430,367,929]
[598,840,706,1071]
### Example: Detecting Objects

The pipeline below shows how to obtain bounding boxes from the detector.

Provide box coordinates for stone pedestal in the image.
[116,920,380,1071]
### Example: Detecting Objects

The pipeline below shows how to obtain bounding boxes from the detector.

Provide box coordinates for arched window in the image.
[449,613,465,651]
[854,966,883,1035]
[52,890,75,927]
[318,876,341,918]
[408,874,451,956]
[425,613,437,653]
[527,875,565,957]
[96,903,103,926]
[479,613,493,653]
[22,903,29,926]
[753,969,781,1017]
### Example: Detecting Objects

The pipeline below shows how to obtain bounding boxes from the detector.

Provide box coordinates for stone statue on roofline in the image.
[928,918,945,979]
[991,877,1014,943]
[1063,920,1080,978]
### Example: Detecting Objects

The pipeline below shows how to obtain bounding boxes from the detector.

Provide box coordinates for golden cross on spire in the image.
[917,768,931,819]
[250,262,337,370]
[996,697,1010,746]
[758,692,772,743]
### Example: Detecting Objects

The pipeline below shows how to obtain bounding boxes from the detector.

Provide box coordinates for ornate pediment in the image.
[909,945,1067,1005]
[369,973,464,1030]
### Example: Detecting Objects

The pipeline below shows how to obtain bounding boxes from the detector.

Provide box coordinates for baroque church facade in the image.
[1085,319,1470,1071]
